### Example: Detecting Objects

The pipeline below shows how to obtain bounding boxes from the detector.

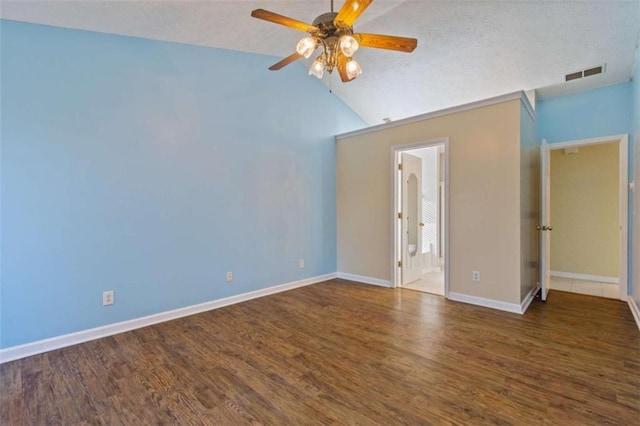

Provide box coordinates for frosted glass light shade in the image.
[296,37,316,59]
[346,58,362,79]
[339,35,359,57]
[309,58,325,79]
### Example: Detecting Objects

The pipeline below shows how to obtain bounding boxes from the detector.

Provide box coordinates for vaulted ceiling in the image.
[2,0,639,125]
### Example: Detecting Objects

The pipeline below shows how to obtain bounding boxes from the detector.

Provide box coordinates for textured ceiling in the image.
[2,0,639,125]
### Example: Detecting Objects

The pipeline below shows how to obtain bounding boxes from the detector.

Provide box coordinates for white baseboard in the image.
[448,292,526,314]
[336,272,391,288]
[0,273,337,364]
[520,285,539,314]
[550,271,619,284]
[628,298,640,331]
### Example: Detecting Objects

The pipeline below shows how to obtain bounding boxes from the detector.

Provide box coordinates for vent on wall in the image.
[565,64,606,82]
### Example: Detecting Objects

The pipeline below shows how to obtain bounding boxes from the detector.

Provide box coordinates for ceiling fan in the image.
[251,0,418,83]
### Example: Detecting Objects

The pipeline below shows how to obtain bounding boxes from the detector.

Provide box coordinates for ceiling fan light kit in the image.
[251,0,417,83]
[339,35,359,57]
[310,56,325,79]
[296,37,317,58]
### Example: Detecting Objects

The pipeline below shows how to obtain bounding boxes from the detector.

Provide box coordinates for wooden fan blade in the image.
[335,0,373,27]
[357,33,417,52]
[268,52,303,71]
[337,55,356,83]
[251,9,317,33]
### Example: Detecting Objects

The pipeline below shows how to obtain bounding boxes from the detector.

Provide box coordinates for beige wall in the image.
[337,99,525,305]
[550,142,619,277]
[520,103,540,300]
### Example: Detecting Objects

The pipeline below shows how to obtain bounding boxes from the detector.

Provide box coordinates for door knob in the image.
[419,222,425,227]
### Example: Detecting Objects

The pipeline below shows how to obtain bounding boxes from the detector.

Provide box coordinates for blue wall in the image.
[537,82,632,143]
[0,20,366,348]
[633,46,639,307]
[635,48,640,137]
[537,81,634,295]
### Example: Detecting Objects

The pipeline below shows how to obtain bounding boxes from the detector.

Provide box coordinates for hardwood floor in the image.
[1,280,639,425]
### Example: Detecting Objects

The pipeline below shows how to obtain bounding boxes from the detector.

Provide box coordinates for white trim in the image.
[336,272,391,288]
[520,91,537,122]
[550,271,619,284]
[619,135,629,301]
[547,134,629,149]
[628,298,640,331]
[547,134,629,301]
[520,285,539,314]
[336,91,525,140]
[391,138,450,299]
[447,292,526,315]
[0,273,336,364]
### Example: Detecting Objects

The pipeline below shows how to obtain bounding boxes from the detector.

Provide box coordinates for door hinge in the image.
[398,164,403,171]
[398,212,403,219]
[397,261,402,268]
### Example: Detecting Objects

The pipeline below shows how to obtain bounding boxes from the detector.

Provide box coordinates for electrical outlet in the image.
[103,290,114,306]
[299,259,305,268]
[472,271,480,282]
[226,271,233,282]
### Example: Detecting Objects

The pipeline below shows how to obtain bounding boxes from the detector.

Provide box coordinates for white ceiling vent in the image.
[565,64,606,82]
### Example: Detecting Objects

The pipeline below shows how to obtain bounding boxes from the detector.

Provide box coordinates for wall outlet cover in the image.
[102,290,114,306]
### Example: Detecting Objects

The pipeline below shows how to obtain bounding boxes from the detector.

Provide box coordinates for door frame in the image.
[391,137,450,296]
[542,134,629,301]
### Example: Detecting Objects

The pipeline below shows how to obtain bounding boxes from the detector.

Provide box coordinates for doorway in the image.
[392,139,449,296]
[540,135,628,301]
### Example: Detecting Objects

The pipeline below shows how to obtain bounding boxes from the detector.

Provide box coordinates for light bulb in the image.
[339,35,359,57]
[296,37,316,59]
[309,57,325,79]
[345,58,362,80]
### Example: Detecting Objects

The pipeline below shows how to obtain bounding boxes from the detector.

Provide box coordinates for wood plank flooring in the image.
[1,279,639,425]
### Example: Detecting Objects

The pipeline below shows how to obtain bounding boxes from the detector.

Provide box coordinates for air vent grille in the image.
[565,71,582,81]
[583,66,603,77]
[565,64,606,82]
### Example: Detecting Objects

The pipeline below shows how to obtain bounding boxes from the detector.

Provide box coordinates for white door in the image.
[540,142,551,301]
[401,153,423,286]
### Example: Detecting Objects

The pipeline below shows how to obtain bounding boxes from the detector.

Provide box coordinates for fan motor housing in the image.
[312,12,352,36]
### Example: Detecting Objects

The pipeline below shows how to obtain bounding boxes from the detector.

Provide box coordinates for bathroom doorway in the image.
[392,139,449,296]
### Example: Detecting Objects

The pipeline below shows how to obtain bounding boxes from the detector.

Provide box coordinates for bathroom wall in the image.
[520,101,539,301]
[337,96,527,306]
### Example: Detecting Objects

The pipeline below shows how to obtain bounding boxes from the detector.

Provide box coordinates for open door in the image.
[401,153,423,286]
[539,141,551,301]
